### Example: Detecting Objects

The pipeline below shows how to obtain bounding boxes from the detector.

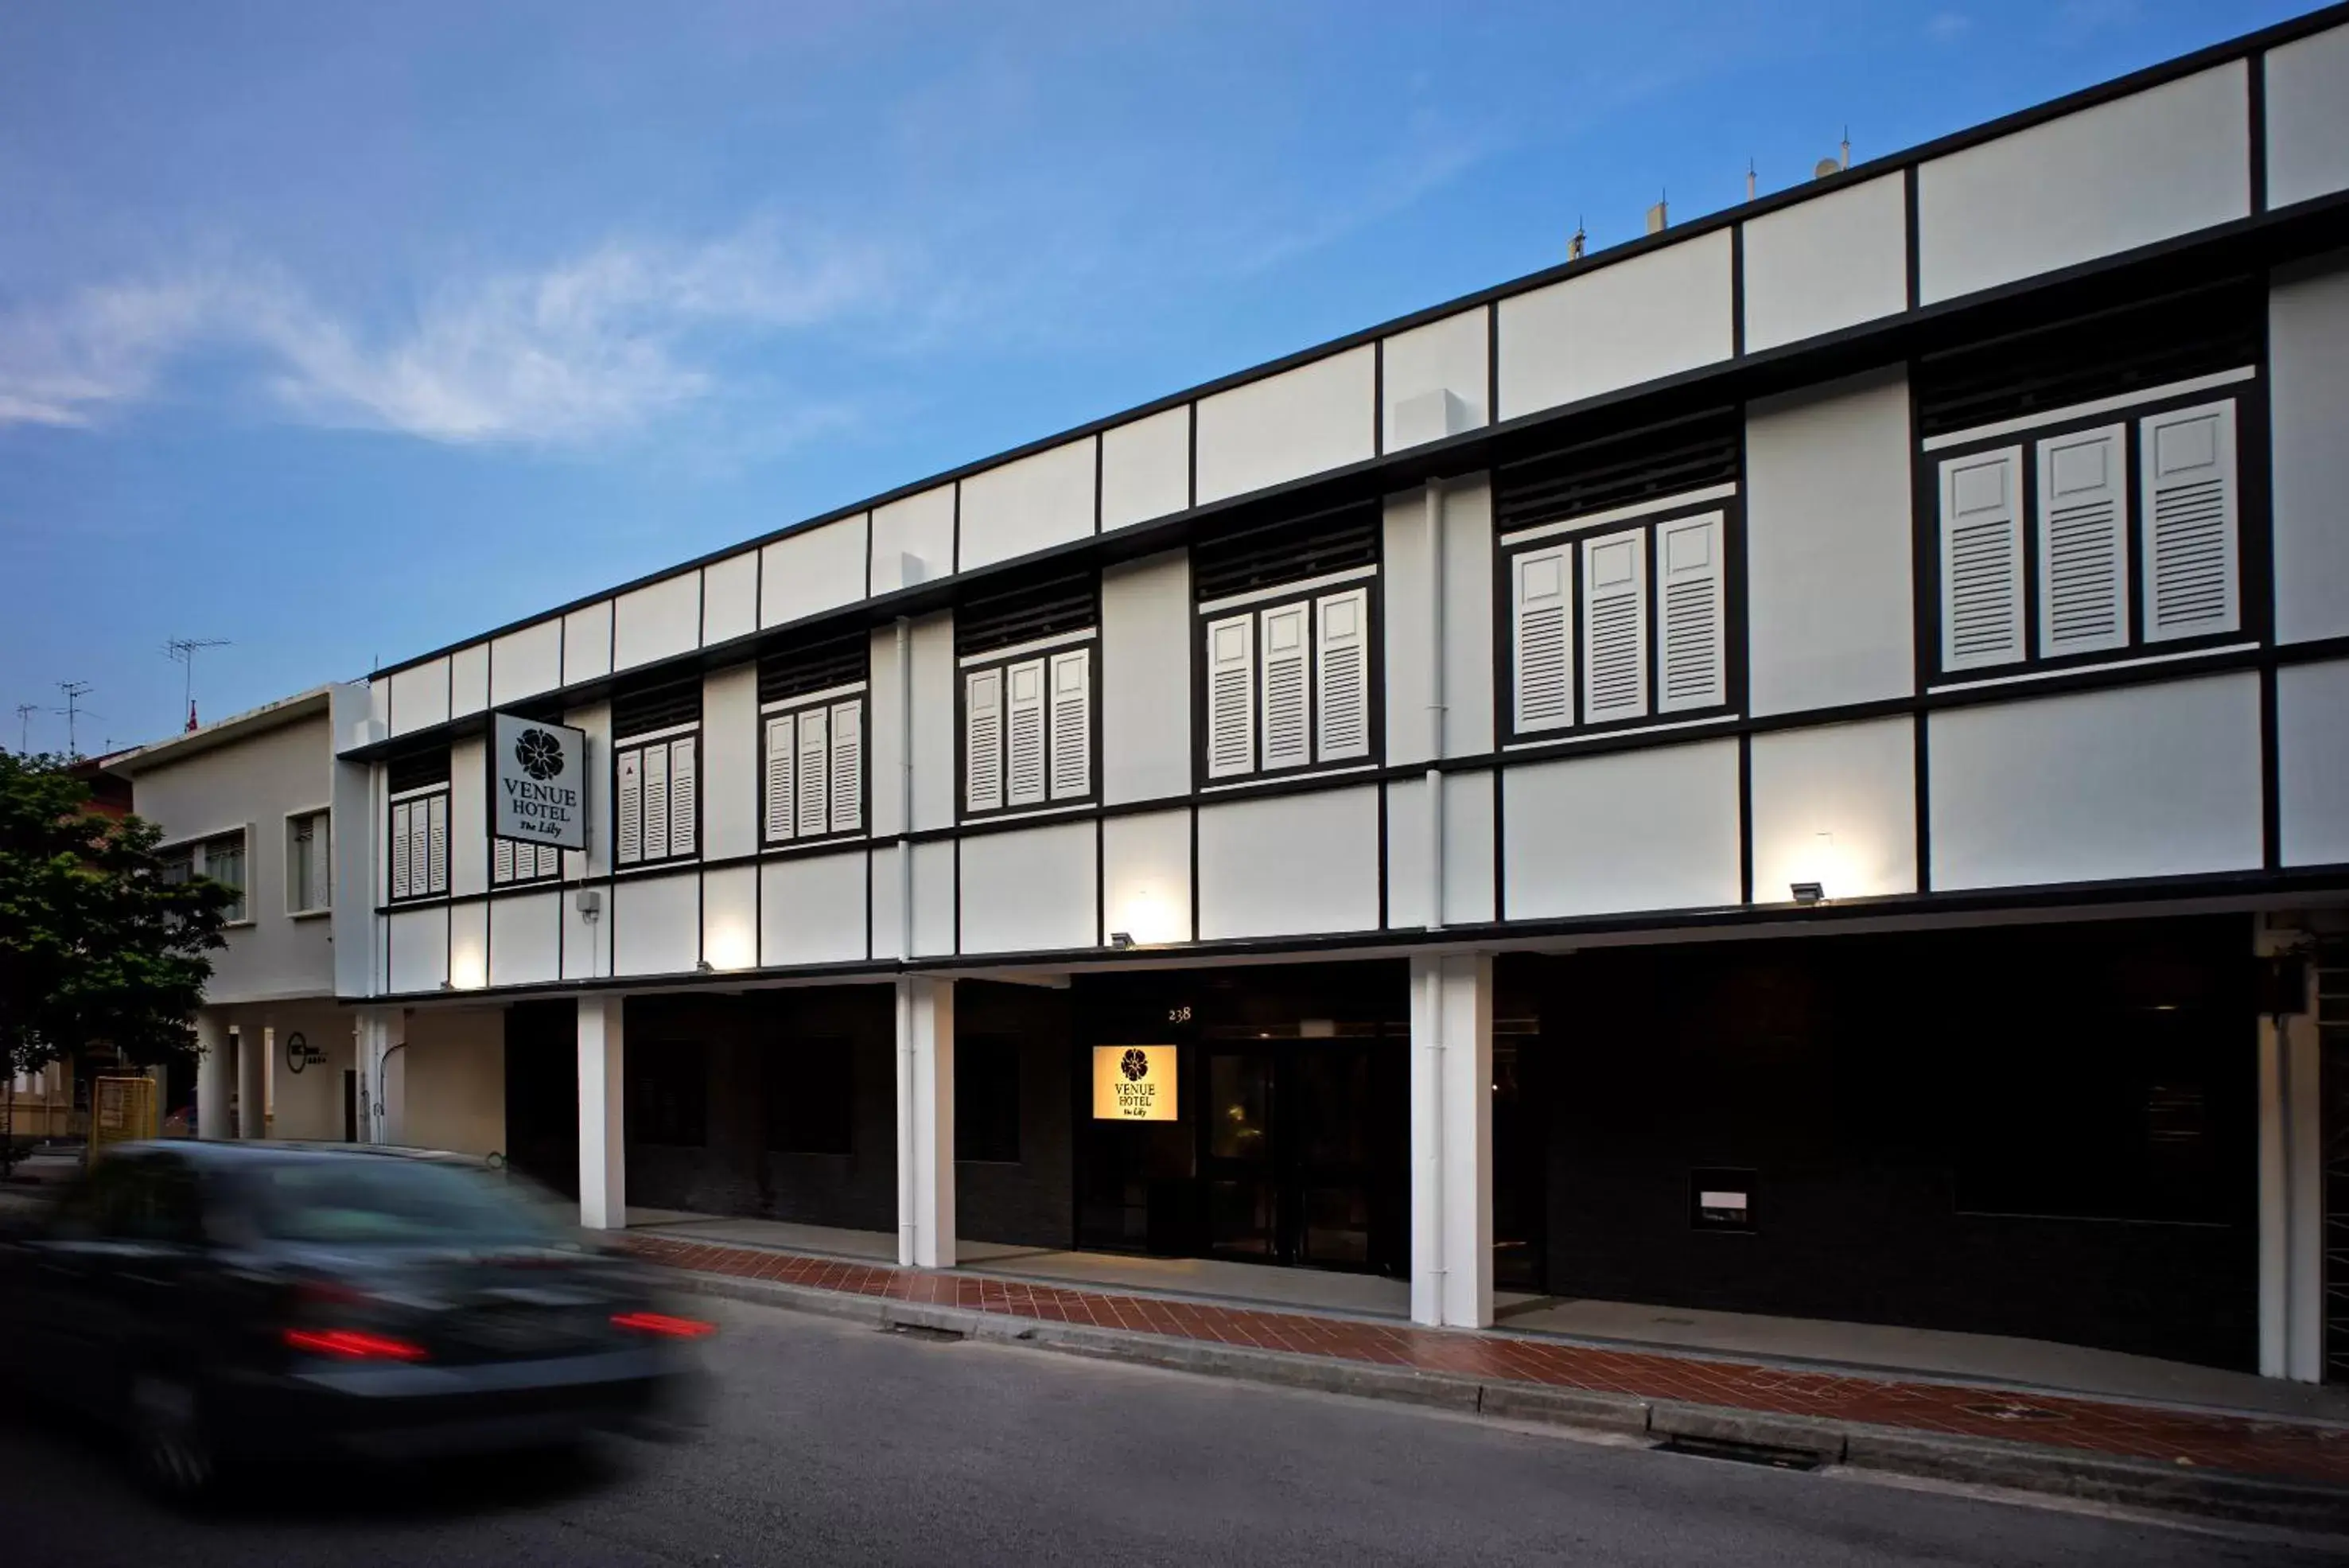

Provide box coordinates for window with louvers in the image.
[613,678,702,870]
[386,746,450,903]
[1196,508,1379,783]
[959,574,1097,818]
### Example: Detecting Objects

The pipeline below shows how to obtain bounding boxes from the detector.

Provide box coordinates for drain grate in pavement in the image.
[1958,1401,2068,1423]
[883,1322,966,1343]
[1654,1435,1825,1472]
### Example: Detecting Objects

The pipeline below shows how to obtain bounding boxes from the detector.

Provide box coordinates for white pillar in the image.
[1410,952,1492,1329]
[352,1008,404,1146]
[2258,935,2323,1381]
[896,977,955,1269]
[237,1017,269,1140]
[194,1010,232,1141]
[578,995,627,1231]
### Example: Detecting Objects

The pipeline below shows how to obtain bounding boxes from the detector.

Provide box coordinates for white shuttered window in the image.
[1258,603,1311,772]
[388,790,449,901]
[1939,446,2024,672]
[492,836,558,885]
[963,643,1094,816]
[1005,659,1048,807]
[966,670,1004,813]
[2141,401,2239,644]
[1048,651,1091,800]
[1198,578,1379,781]
[1315,588,1369,761]
[1206,616,1255,779]
[1655,512,1725,714]
[762,694,866,845]
[1511,546,1573,734]
[2036,425,2129,657]
[615,731,697,867]
[1581,529,1649,724]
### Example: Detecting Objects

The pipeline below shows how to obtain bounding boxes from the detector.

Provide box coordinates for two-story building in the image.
[333,10,2349,1383]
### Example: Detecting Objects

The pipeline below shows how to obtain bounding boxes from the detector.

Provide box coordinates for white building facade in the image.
[336,12,2349,1382]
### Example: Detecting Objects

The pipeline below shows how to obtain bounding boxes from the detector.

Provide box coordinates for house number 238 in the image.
[1166,1006,1192,1023]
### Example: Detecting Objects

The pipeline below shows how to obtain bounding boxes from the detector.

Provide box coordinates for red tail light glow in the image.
[611,1310,717,1339]
[283,1327,430,1361]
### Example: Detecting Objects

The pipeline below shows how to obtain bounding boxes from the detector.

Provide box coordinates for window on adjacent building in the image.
[386,746,451,904]
[1915,283,2261,683]
[286,809,331,913]
[767,1034,854,1156]
[760,632,868,848]
[959,574,1097,817]
[613,679,701,870]
[196,831,247,922]
[1194,508,1379,782]
[955,1034,1021,1164]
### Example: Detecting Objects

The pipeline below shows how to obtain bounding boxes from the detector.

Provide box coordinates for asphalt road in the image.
[0,1294,2333,1567]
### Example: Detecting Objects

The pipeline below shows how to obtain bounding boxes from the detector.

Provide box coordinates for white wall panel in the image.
[2271,255,2349,644]
[958,437,1096,572]
[761,516,868,629]
[1929,674,2261,889]
[489,620,562,707]
[1918,62,2250,305]
[1195,346,1375,504]
[563,701,611,879]
[910,613,955,832]
[701,664,758,861]
[1197,786,1380,940]
[613,871,700,977]
[871,486,955,592]
[959,822,1097,955]
[2279,659,2349,867]
[2266,23,2349,209]
[701,552,759,647]
[1382,308,1488,450]
[700,864,758,971]
[488,891,561,987]
[762,850,869,967]
[1102,808,1192,944]
[1383,477,1495,764]
[1100,406,1191,531]
[449,643,489,719]
[1742,175,1908,352]
[562,601,613,685]
[387,658,450,737]
[387,906,448,994]
[1498,229,1733,419]
[1750,717,1917,904]
[914,839,956,957]
[368,678,390,733]
[1745,368,1916,714]
[449,735,487,897]
[1503,740,1741,919]
[562,868,609,981]
[613,572,700,671]
[1103,549,1193,803]
[448,900,488,991]
[1385,771,1496,928]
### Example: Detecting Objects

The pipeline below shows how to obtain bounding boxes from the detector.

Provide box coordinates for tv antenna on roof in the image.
[165,637,229,732]
[56,681,92,760]
[14,702,37,753]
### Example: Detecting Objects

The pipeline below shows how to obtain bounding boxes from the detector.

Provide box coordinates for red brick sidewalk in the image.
[630,1233,2349,1488]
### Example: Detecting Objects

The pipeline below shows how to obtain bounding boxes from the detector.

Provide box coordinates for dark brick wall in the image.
[955,981,1075,1248]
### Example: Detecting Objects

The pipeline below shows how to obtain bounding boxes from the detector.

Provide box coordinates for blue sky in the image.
[0,0,2312,754]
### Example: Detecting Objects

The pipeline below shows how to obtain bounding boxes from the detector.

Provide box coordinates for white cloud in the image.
[0,223,893,445]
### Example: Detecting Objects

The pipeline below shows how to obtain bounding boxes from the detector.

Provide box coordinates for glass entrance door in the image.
[1199,1043,1402,1271]
[1202,1051,1278,1259]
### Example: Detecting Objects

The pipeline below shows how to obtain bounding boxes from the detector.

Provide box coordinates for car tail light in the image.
[283,1327,430,1361]
[611,1310,716,1339]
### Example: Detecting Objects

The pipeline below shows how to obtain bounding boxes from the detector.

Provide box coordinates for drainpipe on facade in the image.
[1425,479,1445,933]
[894,617,918,1265]
[1423,963,1446,1319]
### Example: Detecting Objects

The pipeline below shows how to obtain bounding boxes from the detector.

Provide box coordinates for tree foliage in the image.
[0,751,230,1080]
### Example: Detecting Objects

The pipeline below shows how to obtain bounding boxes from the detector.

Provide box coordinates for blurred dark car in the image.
[0,1140,711,1501]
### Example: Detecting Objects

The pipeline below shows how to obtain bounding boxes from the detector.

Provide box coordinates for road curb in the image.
[667,1267,2349,1533]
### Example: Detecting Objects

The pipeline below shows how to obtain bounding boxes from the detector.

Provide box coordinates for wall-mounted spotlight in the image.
[695,959,714,974]
[1790,881,1826,907]
[1109,932,1136,950]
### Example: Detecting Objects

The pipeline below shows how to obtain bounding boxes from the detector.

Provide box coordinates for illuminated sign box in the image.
[1091,1045,1178,1122]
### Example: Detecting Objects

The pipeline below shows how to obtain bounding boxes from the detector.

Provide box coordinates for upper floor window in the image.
[761,632,867,847]
[959,574,1096,817]
[613,679,700,870]
[1916,283,2262,683]
[386,746,449,904]
[286,808,331,914]
[1495,413,1739,742]
[492,836,560,888]
[1195,508,1379,783]
[198,831,247,923]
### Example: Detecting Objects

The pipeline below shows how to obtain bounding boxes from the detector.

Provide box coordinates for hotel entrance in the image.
[1075,963,1409,1276]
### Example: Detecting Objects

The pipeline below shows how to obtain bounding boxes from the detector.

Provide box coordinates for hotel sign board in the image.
[490,712,587,851]
[1091,1045,1178,1123]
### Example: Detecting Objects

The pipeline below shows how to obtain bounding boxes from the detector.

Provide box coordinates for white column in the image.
[2258,936,2323,1381]
[194,1009,232,1141]
[352,1007,404,1146]
[896,976,955,1268]
[578,995,628,1231]
[237,1016,269,1140]
[1410,951,1492,1329]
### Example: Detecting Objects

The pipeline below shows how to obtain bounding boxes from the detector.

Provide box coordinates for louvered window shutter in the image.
[796,707,830,838]
[390,801,412,900]
[966,670,1003,812]
[829,700,863,831]
[409,800,432,897]
[1581,529,1650,723]
[1048,651,1091,800]
[667,736,697,858]
[539,844,559,880]
[2141,400,2238,643]
[2035,424,2129,658]
[1512,545,1573,733]
[642,743,671,862]
[1006,659,1048,807]
[1655,512,1725,713]
[616,749,644,866]
[1939,446,2024,671]
[1315,587,1370,761]
[764,714,795,843]
[425,792,448,894]
[494,836,515,885]
[1258,602,1311,770]
[1205,615,1255,779]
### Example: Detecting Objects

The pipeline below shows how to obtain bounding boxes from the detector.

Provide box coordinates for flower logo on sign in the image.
[1121,1049,1149,1082]
[515,728,564,781]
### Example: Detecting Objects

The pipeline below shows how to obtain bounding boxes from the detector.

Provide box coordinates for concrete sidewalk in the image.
[628,1231,2349,1534]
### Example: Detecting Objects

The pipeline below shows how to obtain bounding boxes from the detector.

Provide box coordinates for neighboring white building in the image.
[326,11,2349,1382]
